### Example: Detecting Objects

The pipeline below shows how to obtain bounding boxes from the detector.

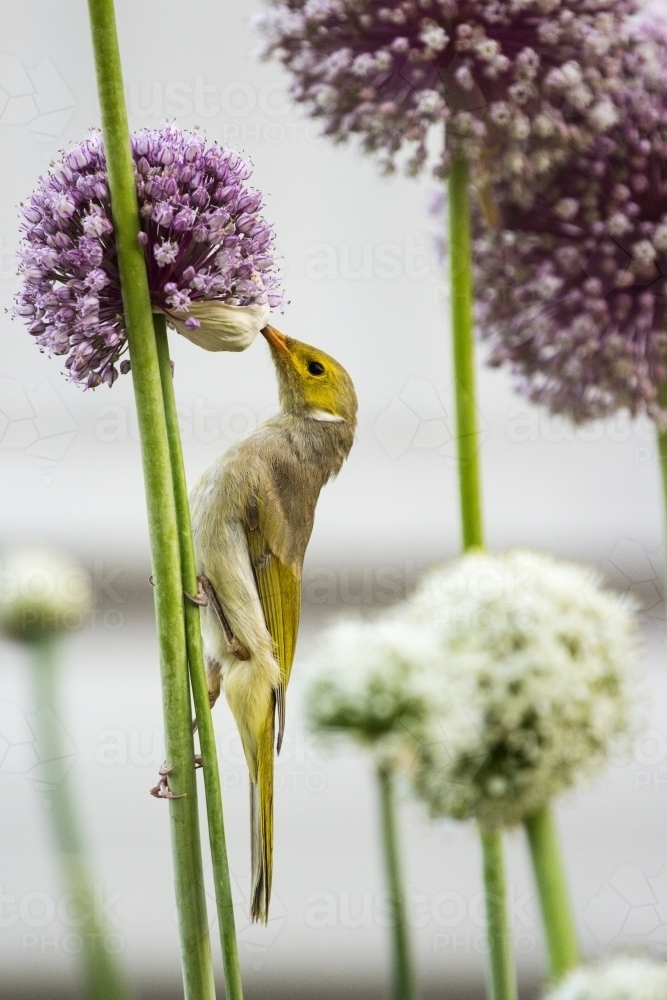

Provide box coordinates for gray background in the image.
[1,1,667,997]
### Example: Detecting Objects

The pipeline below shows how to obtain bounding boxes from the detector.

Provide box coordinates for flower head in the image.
[259,0,637,181]
[305,617,443,767]
[15,126,281,388]
[0,547,92,642]
[545,957,667,1000]
[401,550,638,828]
[473,20,667,424]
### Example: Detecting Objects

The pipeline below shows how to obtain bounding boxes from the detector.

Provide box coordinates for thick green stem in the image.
[30,638,131,1000]
[155,317,244,1000]
[448,154,483,551]
[85,3,214,997]
[524,805,579,982]
[479,829,518,1000]
[377,763,415,1000]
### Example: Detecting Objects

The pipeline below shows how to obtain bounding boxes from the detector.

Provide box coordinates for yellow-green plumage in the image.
[189,326,357,923]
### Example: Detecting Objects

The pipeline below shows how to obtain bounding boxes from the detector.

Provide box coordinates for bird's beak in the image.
[261,324,291,358]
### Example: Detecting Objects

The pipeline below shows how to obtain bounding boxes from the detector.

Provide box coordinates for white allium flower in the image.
[305,617,444,765]
[0,547,93,641]
[545,957,667,1000]
[401,550,639,828]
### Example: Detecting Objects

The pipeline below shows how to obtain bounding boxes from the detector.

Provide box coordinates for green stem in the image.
[524,805,579,982]
[30,638,131,1000]
[449,153,516,998]
[658,420,667,589]
[479,829,518,1000]
[448,153,483,551]
[85,4,214,997]
[377,763,415,1000]
[154,316,245,1000]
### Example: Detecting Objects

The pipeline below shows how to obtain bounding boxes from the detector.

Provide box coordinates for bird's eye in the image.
[308,361,325,376]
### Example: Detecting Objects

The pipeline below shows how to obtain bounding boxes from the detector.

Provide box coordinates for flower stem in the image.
[376,762,415,1000]
[479,828,518,1000]
[657,418,667,588]
[524,805,579,982]
[448,153,483,550]
[448,153,515,999]
[30,637,131,1000]
[154,316,245,1000]
[86,3,214,997]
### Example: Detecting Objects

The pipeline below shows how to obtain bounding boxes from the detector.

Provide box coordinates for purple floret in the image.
[15,126,282,388]
[258,0,637,185]
[473,19,667,425]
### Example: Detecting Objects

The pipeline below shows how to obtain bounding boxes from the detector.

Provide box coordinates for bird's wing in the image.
[244,458,311,752]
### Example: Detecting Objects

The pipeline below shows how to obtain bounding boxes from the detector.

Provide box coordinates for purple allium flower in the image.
[258,0,637,183]
[15,126,282,388]
[473,19,667,424]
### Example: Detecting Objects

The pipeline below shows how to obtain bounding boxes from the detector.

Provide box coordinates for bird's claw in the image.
[194,754,203,769]
[150,575,209,609]
[184,585,208,607]
[150,762,186,800]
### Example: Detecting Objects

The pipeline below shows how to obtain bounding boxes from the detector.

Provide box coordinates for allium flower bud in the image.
[545,957,667,1000]
[400,550,638,828]
[14,127,282,388]
[473,19,667,424]
[0,548,93,642]
[305,618,444,767]
[258,0,637,184]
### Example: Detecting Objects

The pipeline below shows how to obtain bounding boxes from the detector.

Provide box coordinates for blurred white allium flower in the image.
[0,547,92,641]
[545,957,667,1000]
[402,549,639,828]
[305,617,443,766]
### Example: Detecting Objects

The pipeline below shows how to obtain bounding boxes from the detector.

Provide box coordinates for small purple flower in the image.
[258,0,637,182]
[473,19,667,425]
[15,126,282,388]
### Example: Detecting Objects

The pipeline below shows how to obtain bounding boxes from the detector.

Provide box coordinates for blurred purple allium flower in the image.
[258,0,637,183]
[15,126,282,388]
[473,20,667,424]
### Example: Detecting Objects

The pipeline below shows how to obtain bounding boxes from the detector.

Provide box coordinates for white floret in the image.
[305,616,445,765]
[545,957,667,1000]
[400,549,639,827]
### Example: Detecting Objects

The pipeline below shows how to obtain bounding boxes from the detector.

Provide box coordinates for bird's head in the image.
[261,325,357,426]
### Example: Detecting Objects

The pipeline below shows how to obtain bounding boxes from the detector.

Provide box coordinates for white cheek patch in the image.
[308,409,344,422]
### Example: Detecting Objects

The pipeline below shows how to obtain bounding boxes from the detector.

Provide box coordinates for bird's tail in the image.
[250,708,274,924]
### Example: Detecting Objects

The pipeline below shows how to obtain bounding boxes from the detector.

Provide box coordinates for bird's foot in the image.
[149,576,208,610]
[184,585,208,607]
[194,754,203,769]
[150,762,186,800]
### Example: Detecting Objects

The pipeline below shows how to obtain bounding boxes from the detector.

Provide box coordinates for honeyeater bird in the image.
[188,325,357,923]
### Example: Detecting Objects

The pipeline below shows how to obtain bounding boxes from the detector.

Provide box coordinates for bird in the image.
[188,325,357,923]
